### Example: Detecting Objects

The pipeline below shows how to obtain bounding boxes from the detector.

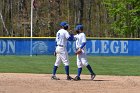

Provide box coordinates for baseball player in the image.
[51,21,73,80]
[73,24,96,81]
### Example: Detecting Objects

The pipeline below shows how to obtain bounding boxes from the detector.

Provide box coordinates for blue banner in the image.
[0,38,140,56]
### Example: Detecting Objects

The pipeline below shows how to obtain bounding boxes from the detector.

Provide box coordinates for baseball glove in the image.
[75,48,82,55]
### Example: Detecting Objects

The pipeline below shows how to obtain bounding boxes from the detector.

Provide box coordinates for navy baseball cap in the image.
[60,21,69,27]
[75,24,83,30]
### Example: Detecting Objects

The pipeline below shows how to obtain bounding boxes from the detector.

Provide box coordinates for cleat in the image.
[91,74,96,80]
[67,76,73,80]
[73,76,81,81]
[51,76,60,80]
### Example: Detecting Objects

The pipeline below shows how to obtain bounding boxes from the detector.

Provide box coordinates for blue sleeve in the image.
[80,42,86,49]
[68,34,74,41]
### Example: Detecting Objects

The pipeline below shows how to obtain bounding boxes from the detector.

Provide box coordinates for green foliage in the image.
[103,0,140,37]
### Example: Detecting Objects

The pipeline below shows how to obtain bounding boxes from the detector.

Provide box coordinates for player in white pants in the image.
[51,21,73,80]
[73,24,96,81]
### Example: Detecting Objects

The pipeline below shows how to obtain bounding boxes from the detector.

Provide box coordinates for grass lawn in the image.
[0,55,140,76]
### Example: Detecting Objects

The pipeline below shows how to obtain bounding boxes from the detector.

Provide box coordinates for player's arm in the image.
[75,42,86,55]
[80,42,86,49]
[80,33,86,49]
[74,35,78,41]
[68,34,74,41]
[65,31,74,41]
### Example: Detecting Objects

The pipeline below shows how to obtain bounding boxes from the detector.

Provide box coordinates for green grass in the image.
[0,55,140,76]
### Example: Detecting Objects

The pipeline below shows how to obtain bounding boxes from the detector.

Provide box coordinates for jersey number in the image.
[57,33,60,39]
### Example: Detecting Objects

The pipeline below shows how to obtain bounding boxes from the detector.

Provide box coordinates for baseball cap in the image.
[60,21,69,27]
[75,24,83,30]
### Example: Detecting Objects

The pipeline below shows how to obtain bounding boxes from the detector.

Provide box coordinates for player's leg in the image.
[60,48,73,80]
[52,57,61,76]
[74,55,83,81]
[81,54,96,80]
[52,58,61,80]
[86,64,96,80]
[51,47,62,80]
[74,67,82,81]
[60,48,69,76]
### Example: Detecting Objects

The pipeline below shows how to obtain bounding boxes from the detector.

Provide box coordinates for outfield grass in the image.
[0,55,140,76]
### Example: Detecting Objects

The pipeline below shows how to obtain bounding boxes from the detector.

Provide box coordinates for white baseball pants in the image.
[54,46,69,66]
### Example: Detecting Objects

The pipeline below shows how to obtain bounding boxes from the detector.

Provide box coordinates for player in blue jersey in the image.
[73,24,96,81]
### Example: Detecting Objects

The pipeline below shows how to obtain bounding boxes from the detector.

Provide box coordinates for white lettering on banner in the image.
[0,40,15,54]
[101,40,109,53]
[0,40,6,53]
[91,40,99,53]
[73,42,76,53]
[67,41,72,53]
[120,41,128,53]
[68,41,76,53]
[68,40,128,54]
[7,40,15,53]
[89,40,128,54]
[110,41,119,53]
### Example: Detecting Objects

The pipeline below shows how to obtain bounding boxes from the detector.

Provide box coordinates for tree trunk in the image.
[78,0,84,23]
[87,0,94,36]
[9,0,13,36]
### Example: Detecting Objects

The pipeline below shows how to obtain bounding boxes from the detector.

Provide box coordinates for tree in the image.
[103,0,140,38]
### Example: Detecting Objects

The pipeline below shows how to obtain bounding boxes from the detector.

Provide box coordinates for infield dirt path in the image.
[0,73,140,93]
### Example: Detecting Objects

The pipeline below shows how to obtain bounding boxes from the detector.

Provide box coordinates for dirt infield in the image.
[0,73,140,93]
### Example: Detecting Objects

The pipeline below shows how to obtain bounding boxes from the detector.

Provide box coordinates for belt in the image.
[57,45,64,47]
